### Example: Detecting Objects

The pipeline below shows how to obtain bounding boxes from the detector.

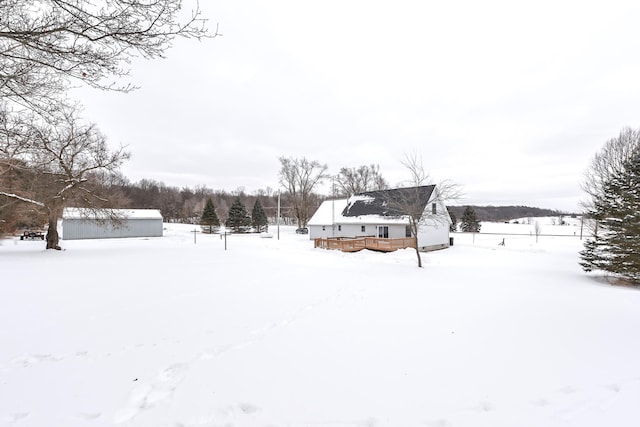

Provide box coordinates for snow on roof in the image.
[308,198,409,226]
[307,199,349,226]
[309,186,436,226]
[63,208,163,220]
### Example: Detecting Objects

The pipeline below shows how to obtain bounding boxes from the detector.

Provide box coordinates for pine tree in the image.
[251,199,268,232]
[200,197,220,233]
[460,206,481,232]
[448,208,457,232]
[580,149,640,282]
[225,198,251,233]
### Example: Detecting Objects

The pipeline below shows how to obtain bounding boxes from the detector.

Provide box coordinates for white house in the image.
[308,185,451,251]
[62,208,163,240]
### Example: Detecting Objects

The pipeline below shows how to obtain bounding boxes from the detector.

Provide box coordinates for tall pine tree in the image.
[200,197,220,233]
[225,198,251,233]
[580,148,640,282]
[460,206,481,232]
[251,199,268,232]
[448,207,457,232]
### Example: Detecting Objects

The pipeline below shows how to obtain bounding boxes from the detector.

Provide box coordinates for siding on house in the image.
[416,222,450,251]
[62,208,163,240]
[310,222,407,240]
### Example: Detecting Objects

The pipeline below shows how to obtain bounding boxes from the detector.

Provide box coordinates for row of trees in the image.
[447,205,566,223]
[201,197,269,233]
[1,175,306,231]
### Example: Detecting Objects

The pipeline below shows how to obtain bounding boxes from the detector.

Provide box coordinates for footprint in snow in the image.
[531,398,551,407]
[359,417,378,427]
[238,403,259,414]
[606,383,621,392]
[7,412,30,422]
[114,363,189,423]
[13,353,63,367]
[558,385,578,395]
[75,412,101,420]
[477,401,493,412]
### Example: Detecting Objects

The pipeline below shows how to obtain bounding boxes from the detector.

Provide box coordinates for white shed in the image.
[62,208,163,240]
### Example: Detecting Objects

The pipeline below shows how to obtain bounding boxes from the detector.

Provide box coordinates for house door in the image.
[377,226,389,238]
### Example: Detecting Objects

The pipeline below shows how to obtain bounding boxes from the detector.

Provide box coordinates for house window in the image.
[432,203,437,214]
[377,226,389,238]
[361,225,366,232]
[406,225,412,237]
[338,225,342,231]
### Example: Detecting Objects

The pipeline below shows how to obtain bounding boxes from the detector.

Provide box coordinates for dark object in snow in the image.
[20,231,45,240]
[296,227,308,234]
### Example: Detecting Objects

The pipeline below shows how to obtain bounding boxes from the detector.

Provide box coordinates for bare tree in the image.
[391,152,462,267]
[534,221,542,243]
[581,127,640,235]
[1,0,216,113]
[278,156,328,228]
[0,104,129,249]
[582,128,640,207]
[335,164,388,197]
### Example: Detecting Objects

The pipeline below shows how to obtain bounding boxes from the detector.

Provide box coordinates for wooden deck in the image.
[313,237,417,252]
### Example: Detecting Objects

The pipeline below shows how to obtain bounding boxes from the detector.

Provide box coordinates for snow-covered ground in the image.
[2,219,639,427]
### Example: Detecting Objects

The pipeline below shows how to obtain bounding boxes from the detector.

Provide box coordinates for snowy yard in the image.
[1,221,640,427]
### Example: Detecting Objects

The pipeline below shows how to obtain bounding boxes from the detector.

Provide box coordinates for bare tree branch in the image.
[1,0,218,112]
[335,164,388,197]
[278,156,328,228]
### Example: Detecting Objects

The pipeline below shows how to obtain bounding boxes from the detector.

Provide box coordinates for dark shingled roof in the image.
[341,185,436,218]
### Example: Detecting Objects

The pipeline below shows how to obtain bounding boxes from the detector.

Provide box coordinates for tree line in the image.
[447,205,567,223]
[0,159,389,233]
[0,175,321,231]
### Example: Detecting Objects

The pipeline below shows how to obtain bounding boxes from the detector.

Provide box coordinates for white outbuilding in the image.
[62,208,163,240]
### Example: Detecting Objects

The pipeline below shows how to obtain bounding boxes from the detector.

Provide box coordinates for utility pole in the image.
[332,175,335,238]
[277,190,281,240]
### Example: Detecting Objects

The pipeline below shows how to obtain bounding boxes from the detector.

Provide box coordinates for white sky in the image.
[72,0,640,212]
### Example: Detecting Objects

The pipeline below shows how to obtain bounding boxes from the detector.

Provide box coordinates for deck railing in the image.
[313,237,417,252]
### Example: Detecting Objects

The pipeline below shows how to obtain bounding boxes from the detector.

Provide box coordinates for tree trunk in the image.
[414,245,423,268]
[46,215,61,250]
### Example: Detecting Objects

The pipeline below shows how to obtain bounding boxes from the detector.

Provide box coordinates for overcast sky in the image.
[73,0,640,212]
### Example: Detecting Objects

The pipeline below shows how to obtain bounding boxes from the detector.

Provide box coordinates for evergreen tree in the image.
[225,198,251,233]
[448,208,457,232]
[200,197,220,233]
[580,149,640,282]
[460,206,481,232]
[251,199,268,232]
